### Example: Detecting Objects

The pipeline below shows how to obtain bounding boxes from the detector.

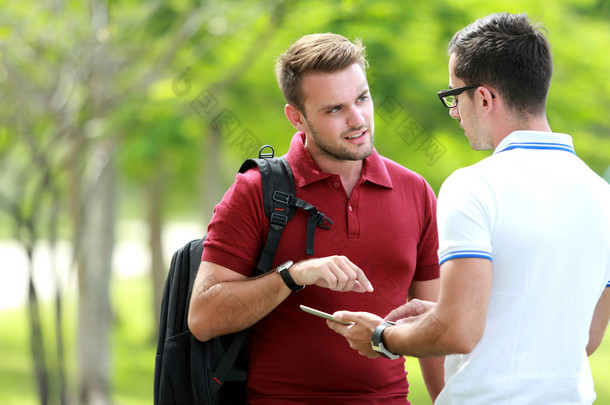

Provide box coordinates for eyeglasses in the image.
[437,84,494,108]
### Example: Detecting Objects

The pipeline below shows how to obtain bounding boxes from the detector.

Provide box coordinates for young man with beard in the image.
[188,33,444,404]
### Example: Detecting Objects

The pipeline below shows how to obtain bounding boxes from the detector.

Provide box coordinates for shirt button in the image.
[333,182,341,189]
[348,205,353,212]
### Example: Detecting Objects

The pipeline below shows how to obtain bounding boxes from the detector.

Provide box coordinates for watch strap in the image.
[371,321,400,359]
[276,261,304,292]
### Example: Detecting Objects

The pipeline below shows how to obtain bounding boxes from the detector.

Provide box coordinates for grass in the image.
[0,276,609,404]
[0,275,157,405]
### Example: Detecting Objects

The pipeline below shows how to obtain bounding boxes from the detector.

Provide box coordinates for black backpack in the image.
[153,146,332,405]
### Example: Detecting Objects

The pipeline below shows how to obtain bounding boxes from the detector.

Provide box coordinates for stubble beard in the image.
[307,120,375,162]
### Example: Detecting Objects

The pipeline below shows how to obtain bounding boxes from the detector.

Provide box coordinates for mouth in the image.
[345,130,366,140]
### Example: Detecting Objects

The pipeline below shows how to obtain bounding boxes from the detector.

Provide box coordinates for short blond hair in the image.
[275,33,367,115]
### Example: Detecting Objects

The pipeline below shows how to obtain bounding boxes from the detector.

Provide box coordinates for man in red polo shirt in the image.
[188,33,443,404]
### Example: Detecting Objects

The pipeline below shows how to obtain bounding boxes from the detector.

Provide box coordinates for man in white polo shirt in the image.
[328,12,610,404]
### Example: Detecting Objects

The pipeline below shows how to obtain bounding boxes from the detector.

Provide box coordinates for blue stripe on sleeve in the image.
[439,250,493,266]
[606,281,610,288]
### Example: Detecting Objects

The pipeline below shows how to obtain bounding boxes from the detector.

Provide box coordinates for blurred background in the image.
[1,0,609,404]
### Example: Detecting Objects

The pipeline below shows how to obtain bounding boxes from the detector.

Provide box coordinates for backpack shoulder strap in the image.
[239,155,296,222]
[239,146,333,273]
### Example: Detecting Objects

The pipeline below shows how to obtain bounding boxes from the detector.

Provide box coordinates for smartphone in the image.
[299,305,353,325]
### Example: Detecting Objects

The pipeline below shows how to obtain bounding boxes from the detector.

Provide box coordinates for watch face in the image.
[278,260,293,272]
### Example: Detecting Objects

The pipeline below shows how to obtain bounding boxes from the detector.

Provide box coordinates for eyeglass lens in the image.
[443,95,457,107]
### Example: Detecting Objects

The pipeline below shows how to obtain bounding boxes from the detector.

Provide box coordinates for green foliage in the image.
[167,0,609,196]
[5,0,606,221]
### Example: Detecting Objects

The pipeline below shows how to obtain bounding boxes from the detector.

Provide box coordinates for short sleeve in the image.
[201,169,267,276]
[437,168,494,266]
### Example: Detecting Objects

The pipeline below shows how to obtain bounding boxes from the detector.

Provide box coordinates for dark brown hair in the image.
[449,13,553,117]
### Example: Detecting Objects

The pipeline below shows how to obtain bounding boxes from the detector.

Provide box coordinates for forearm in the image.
[188,263,291,341]
[330,259,490,365]
[418,356,445,403]
[189,255,373,341]
[386,258,491,357]
[388,279,458,358]
[384,309,476,358]
[587,288,610,356]
[405,281,447,399]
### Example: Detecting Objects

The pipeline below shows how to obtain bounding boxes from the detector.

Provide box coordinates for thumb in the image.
[332,310,352,323]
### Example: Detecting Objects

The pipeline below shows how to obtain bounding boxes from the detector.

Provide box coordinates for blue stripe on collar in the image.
[498,142,576,155]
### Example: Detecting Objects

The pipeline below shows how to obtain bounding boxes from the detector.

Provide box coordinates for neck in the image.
[493,114,552,148]
[313,155,363,198]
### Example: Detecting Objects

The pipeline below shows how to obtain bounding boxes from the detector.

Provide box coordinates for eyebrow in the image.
[320,84,370,112]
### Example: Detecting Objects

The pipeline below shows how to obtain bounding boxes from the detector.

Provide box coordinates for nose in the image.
[347,105,366,128]
[449,105,460,120]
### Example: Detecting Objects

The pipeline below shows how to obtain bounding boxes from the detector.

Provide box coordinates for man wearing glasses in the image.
[329,12,610,404]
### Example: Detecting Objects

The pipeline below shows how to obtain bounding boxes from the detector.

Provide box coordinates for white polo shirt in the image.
[436,131,610,405]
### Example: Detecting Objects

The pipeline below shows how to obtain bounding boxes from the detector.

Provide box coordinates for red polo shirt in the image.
[202,132,439,404]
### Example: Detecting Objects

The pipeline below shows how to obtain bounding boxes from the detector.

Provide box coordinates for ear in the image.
[476,86,496,114]
[284,104,307,131]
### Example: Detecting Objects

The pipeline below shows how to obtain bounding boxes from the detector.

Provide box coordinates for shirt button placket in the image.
[347,200,359,239]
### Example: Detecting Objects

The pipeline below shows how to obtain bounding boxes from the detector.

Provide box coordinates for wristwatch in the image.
[371,321,400,359]
[276,260,304,292]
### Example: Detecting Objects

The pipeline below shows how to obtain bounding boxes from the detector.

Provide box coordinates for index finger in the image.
[351,266,374,293]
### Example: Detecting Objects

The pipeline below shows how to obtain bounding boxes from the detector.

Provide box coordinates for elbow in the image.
[452,334,482,354]
[586,337,602,357]
[188,308,214,342]
[449,321,485,354]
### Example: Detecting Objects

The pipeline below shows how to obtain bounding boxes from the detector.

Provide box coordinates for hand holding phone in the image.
[300,305,353,325]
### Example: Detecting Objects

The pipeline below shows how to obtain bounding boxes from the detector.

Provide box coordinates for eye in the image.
[357,93,369,102]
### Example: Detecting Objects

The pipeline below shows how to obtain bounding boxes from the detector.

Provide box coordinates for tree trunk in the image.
[148,171,166,337]
[49,194,68,405]
[77,141,116,405]
[203,130,222,221]
[26,244,50,405]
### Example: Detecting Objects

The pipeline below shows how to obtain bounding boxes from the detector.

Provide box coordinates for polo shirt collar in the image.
[285,132,393,189]
[494,130,576,156]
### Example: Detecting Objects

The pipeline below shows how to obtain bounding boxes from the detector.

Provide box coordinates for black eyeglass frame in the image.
[437,84,494,108]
